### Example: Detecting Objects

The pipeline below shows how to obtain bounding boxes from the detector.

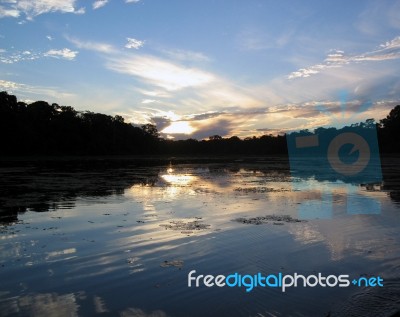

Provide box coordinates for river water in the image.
[0,157,399,317]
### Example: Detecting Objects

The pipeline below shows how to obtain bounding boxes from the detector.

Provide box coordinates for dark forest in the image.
[0,91,399,156]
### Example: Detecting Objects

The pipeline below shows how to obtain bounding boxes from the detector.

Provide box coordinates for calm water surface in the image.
[0,158,399,317]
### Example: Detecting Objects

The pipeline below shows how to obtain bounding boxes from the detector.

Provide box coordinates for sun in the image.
[161,121,195,134]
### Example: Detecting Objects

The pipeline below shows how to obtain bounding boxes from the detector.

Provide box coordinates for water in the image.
[0,157,399,317]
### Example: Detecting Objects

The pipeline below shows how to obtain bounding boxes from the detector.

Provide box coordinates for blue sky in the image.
[1,0,400,139]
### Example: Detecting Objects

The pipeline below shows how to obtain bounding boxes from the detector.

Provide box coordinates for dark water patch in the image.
[330,279,400,317]
[234,214,306,225]
[160,260,184,268]
[159,220,211,232]
[234,187,291,193]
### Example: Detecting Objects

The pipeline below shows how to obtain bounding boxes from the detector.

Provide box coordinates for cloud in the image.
[288,36,400,79]
[0,47,78,63]
[146,107,264,139]
[66,35,117,53]
[162,48,210,62]
[92,0,108,10]
[185,111,226,121]
[45,48,78,60]
[125,38,144,49]
[0,79,74,100]
[141,99,157,104]
[125,0,140,3]
[106,54,215,91]
[378,36,400,50]
[0,0,85,20]
[0,49,42,63]
[137,89,171,98]
[0,6,20,18]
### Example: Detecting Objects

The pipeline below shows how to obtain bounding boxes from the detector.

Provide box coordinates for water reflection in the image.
[0,158,400,316]
[1,158,399,225]
[0,291,170,317]
[0,292,80,317]
[120,307,169,317]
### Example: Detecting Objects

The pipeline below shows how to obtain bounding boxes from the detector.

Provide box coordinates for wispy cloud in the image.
[141,99,157,104]
[125,38,144,49]
[137,89,171,98]
[106,54,215,91]
[236,28,293,51]
[45,48,78,60]
[288,36,400,79]
[66,35,117,53]
[125,0,140,3]
[0,79,74,99]
[0,6,20,18]
[0,0,85,20]
[92,0,108,10]
[356,1,400,36]
[161,48,211,62]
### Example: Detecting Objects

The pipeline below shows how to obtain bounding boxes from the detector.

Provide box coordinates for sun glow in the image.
[161,121,195,134]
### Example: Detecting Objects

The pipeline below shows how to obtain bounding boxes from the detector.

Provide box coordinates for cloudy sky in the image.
[1,0,400,139]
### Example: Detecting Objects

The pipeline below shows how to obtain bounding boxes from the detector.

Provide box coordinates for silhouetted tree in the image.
[141,124,159,138]
[378,105,400,152]
[380,105,400,130]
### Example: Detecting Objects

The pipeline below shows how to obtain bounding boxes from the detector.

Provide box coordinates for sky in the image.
[1,0,400,139]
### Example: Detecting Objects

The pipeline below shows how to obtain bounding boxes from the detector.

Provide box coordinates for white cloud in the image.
[0,79,20,90]
[288,36,400,79]
[137,89,170,98]
[66,35,117,53]
[379,36,400,50]
[0,49,42,63]
[106,55,215,91]
[92,0,108,10]
[0,0,85,20]
[125,0,140,3]
[45,48,78,60]
[125,38,144,49]
[141,99,157,104]
[46,35,54,41]
[0,6,20,18]
[162,48,210,62]
[75,7,85,14]
[1,47,78,63]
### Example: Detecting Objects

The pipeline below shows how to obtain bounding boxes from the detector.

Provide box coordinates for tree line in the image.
[0,91,399,156]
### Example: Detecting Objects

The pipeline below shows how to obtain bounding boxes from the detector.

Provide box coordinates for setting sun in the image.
[161,121,195,134]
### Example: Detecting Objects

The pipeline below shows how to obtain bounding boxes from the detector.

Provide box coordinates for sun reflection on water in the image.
[160,166,197,186]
